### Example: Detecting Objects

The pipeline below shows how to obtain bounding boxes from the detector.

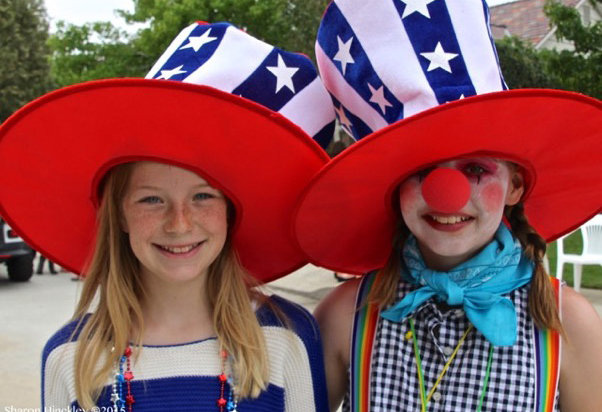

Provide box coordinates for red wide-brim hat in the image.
[0,79,329,282]
[293,89,602,274]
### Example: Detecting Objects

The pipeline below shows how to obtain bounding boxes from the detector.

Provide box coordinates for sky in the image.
[44,0,517,32]
[44,0,136,32]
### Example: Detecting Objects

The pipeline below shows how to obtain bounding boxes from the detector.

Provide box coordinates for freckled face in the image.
[398,158,524,270]
[121,162,228,285]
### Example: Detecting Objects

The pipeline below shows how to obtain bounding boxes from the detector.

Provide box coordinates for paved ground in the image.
[1,261,600,408]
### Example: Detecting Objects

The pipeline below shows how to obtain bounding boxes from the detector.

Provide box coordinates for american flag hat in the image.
[0,22,333,281]
[147,21,335,147]
[294,0,602,274]
[316,0,507,141]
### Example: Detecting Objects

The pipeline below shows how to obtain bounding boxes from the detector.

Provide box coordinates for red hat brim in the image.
[0,79,329,282]
[294,89,602,274]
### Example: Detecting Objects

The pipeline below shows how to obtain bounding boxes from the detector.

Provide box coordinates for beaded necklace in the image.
[110,345,239,411]
[408,318,494,412]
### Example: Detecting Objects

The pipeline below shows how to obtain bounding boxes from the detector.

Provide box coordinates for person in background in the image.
[36,253,58,275]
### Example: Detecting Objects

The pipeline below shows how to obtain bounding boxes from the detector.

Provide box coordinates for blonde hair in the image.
[367,187,563,335]
[72,163,269,409]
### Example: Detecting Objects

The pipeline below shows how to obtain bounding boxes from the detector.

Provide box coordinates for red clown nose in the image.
[421,168,471,213]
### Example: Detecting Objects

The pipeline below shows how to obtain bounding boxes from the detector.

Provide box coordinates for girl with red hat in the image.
[294,0,602,411]
[0,22,335,410]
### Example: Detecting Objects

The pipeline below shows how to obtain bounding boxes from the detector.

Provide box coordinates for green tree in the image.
[542,0,602,98]
[0,0,52,122]
[123,0,327,62]
[49,21,144,86]
[495,36,557,89]
[494,1,601,96]
[48,0,328,87]
[122,0,327,69]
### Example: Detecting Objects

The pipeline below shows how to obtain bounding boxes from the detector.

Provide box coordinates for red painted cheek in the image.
[399,180,420,212]
[479,182,505,212]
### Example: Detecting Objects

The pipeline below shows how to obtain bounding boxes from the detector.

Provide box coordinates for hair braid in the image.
[505,203,564,334]
[366,217,410,309]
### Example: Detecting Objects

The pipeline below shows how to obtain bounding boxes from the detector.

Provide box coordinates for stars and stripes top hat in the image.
[147,21,335,148]
[293,0,602,274]
[0,22,334,281]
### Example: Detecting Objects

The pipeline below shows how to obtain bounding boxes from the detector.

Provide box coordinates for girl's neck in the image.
[418,240,489,272]
[137,275,215,345]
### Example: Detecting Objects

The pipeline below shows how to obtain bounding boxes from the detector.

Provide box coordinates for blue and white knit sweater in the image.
[42,295,328,411]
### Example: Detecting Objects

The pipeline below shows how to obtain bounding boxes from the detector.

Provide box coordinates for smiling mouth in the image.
[155,241,203,254]
[427,214,473,225]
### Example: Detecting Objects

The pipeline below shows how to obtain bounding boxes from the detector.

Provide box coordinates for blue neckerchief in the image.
[381,224,533,346]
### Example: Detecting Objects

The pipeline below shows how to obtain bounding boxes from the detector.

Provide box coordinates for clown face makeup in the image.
[399,157,524,271]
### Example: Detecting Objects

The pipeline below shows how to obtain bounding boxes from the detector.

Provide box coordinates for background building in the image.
[490,0,601,50]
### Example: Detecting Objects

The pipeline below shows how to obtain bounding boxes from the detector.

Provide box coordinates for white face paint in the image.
[398,157,524,271]
[121,162,228,285]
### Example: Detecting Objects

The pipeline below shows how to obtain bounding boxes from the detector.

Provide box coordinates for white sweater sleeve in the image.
[42,340,78,407]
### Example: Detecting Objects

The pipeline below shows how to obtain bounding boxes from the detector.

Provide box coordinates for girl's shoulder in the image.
[256,294,320,340]
[558,285,602,409]
[42,314,91,362]
[314,276,363,328]
[42,315,91,404]
[560,285,602,353]
[561,285,601,329]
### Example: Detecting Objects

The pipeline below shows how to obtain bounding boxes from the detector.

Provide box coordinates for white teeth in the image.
[160,242,200,254]
[431,215,470,225]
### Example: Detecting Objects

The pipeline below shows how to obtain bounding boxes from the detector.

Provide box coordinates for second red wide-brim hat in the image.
[293,89,602,274]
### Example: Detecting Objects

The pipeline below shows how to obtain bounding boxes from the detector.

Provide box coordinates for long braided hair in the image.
[504,202,563,334]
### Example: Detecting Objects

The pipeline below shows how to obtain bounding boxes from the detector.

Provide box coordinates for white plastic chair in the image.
[556,214,602,292]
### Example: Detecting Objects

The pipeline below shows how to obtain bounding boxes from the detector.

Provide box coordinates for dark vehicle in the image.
[0,218,34,281]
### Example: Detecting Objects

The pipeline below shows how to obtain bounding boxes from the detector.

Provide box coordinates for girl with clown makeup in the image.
[294,0,602,411]
[0,23,334,411]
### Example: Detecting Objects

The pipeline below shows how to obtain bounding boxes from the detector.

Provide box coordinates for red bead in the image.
[217,398,227,407]
[126,394,135,404]
[124,347,132,357]
[220,350,228,359]
[124,371,134,381]
[219,373,228,382]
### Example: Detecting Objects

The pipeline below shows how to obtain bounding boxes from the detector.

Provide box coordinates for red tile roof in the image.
[490,0,580,45]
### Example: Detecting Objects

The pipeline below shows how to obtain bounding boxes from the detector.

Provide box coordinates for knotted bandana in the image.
[381,224,533,346]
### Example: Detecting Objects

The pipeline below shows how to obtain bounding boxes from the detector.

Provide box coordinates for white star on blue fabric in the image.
[157,65,187,80]
[335,105,353,132]
[179,29,218,52]
[420,42,458,73]
[446,94,466,103]
[266,54,299,93]
[333,35,355,75]
[368,83,392,114]
[399,0,437,18]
